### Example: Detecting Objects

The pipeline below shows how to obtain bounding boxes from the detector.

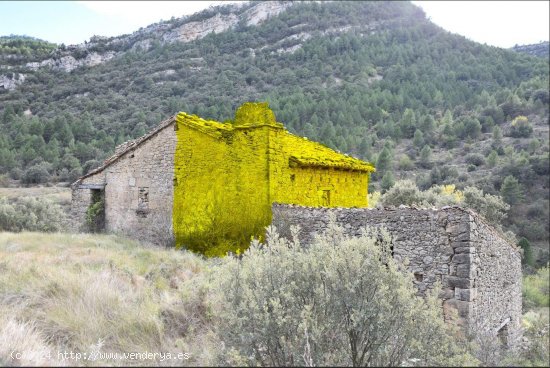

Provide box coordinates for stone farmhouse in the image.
[71,102,375,255]
[71,102,521,346]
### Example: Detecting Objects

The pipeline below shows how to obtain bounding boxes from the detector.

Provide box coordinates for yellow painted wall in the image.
[173,103,373,256]
[268,129,369,208]
[173,112,271,256]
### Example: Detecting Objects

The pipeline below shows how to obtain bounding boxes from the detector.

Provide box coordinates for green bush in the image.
[398,154,414,171]
[462,186,510,225]
[85,193,104,233]
[22,162,51,184]
[380,181,509,228]
[523,265,550,310]
[503,309,549,367]
[214,224,475,366]
[509,116,533,138]
[0,196,66,232]
[466,153,485,167]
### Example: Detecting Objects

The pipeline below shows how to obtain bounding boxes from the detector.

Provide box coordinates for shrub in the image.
[462,186,510,225]
[380,181,509,228]
[509,116,533,138]
[367,191,381,208]
[9,167,23,180]
[22,162,51,184]
[523,265,549,309]
[503,309,549,367]
[214,224,475,367]
[425,184,464,206]
[465,153,485,166]
[82,159,101,175]
[0,196,66,232]
[380,179,425,206]
[86,192,104,233]
[398,154,414,171]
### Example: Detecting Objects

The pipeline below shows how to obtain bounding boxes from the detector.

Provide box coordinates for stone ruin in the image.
[271,203,523,348]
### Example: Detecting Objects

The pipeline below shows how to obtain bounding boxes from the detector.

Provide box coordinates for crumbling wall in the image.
[104,124,176,246]
[271,204,522,347]
[70,173,105,231]
[469,216,523,347]
[71,123,176,245]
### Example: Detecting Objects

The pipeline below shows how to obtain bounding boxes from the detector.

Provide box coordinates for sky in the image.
[0,1,548,48]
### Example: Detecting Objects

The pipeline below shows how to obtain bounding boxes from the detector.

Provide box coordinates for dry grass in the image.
[0,232,219,366]
[0,186,71,207]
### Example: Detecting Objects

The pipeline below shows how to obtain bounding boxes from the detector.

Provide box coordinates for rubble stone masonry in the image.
[71,124,176,245]
[271,204,522,347]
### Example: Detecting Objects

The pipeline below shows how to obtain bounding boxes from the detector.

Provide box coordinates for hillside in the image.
[0,1,548,251]
[512,41,550,59]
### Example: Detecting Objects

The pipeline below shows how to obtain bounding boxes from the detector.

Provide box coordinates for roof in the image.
[72,103,375,186]
[73,115,176,185]
[285,131,375,173]
[175,111,374,172]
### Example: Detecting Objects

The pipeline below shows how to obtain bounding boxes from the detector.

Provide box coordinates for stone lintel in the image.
[78,183,106,190]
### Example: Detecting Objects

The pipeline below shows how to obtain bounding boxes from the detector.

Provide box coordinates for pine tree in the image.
[413,129,424,148]
[492,126,503,147]
[487,150,498,168]
[518,237,535,267]
[375,147,393,179]
[380,172,395,193]
[419,145,432,168]
[500,175,523,205]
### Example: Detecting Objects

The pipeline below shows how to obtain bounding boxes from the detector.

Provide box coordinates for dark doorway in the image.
[86,189,105,232]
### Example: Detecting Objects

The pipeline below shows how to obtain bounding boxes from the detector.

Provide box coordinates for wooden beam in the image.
[77,184,105,190]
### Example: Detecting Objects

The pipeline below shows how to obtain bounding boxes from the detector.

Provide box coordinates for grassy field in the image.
[0,186,71,207]
[0,232,218,367]
[0,231,548,366]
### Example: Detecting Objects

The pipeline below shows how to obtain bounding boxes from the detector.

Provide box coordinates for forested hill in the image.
[0,1,548,248]
[511,41,549,59]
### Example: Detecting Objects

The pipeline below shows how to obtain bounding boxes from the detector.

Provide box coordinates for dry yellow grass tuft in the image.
[0,232,219,367]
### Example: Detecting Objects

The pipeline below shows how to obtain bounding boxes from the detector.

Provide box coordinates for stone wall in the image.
[469,216,523,346]
[70,179,97,231]
[71,123,176,246]
[271,204,522,347]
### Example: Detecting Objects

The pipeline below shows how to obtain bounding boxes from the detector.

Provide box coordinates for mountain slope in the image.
[0,1,548,250]
[512,41,549,59]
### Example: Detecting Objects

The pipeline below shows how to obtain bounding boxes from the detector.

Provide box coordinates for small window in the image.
[414,273,424,282]
[137,187,149,217]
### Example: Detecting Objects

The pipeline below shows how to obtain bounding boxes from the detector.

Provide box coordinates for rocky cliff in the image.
[0,1,295,87]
